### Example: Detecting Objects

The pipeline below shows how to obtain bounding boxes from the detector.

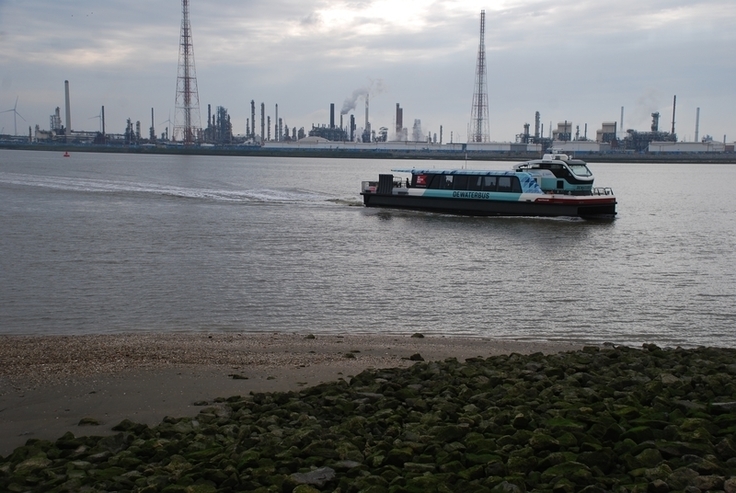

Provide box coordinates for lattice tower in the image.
[469,10,490,143]
[174,0,201,144]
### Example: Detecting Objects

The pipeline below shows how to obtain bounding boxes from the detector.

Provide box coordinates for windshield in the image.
[568,163,592,177]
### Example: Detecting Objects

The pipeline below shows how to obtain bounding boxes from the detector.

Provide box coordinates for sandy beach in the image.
[0,332,581,457]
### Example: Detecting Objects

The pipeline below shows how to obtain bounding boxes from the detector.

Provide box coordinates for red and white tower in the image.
[174,0,201,144]
[469,10,490,143]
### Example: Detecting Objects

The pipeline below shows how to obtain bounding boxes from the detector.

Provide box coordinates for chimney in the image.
[671,95,676,135]
[330,103,335,129]
[64,80,72,134]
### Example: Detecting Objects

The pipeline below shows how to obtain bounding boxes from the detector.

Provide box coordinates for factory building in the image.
[596,123,617,144]
[553,122,573,142]
[308,103,348,141]
[621,112,677,152]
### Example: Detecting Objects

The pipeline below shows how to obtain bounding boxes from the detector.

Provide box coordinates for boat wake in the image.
[0,172,332,205]
[327,197,363,207]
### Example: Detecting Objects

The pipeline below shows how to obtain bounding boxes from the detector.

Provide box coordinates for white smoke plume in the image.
[341,87,368,115]
[412,119,423,142]
[340,78,386,115]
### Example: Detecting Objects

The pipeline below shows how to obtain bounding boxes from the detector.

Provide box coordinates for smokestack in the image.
[695,107,700,142]
[364,94,370,134]
[250,100,255,139]
[275,104,279,142]
[64,80,71,135]
[330,103,335,129]
[260,103,265,144]
[671,95,676,135]
[395,103,400,136]
[620,106,624,137]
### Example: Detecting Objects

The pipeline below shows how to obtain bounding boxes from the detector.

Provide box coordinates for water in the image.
[1,149,734,348]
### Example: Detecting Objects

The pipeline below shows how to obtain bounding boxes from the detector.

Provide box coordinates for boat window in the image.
[481,176,497,191]
[511,177,522,192]
[440,175,454,190]
[498,176,512,192]
[568,164,592,177]
[427,175,442,189]
[453,175,469,190]
[468,176,483,190]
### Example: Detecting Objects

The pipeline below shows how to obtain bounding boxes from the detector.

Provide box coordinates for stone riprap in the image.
[3,344,736,492]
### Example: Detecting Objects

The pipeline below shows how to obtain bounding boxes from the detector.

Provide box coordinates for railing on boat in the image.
[592,187,614,196]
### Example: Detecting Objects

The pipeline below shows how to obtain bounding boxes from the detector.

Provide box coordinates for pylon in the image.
[469,10,490,143]
[174,0,201,144]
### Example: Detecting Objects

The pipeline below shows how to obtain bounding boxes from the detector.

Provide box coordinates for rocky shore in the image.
[0,333,579,456]
[3,342,736,492]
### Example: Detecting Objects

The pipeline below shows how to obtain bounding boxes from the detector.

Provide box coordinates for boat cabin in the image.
[391,168,545,194]
[513,151,595,195]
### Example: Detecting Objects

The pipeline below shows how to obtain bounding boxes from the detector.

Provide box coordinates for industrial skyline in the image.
[0,1,735,142]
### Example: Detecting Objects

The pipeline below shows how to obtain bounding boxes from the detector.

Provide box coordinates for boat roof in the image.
[518,154,588,165]
[391,168,517,176]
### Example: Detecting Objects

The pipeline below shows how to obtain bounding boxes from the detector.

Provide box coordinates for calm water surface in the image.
[1,149,734,347]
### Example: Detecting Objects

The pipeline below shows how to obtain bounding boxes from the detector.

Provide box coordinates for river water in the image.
[1,149,734,347]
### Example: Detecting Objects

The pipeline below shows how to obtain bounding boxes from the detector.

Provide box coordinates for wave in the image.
[0,172,331,204]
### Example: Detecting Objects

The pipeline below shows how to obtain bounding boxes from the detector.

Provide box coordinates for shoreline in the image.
[0,333,581,457]
[3,143,736,163]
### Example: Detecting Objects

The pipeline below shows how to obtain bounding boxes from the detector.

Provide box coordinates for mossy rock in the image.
[529,432,560,452]
[13,455,52,476]
[633,447,663,468]
[429,425,467,442]
[540,461,593,484]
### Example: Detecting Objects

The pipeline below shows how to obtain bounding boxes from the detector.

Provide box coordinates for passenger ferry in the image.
[360,152,616,219]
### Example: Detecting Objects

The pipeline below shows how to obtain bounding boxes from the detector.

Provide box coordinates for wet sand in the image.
[0,332,582,457]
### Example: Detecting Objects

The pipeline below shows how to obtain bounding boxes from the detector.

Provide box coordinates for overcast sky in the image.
[1,0,734,142]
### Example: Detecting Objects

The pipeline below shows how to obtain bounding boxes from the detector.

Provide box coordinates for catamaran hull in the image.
[361,193,617,219]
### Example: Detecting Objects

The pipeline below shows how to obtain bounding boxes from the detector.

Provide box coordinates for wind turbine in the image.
[159,111,174,141]
[0,97,27,136]
[89,110,102,133]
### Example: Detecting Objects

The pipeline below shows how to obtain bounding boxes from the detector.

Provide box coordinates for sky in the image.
[0,0,735,142]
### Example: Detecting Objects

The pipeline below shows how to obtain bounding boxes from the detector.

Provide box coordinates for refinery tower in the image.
[173,0,202,144]
[469,10,490,143]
